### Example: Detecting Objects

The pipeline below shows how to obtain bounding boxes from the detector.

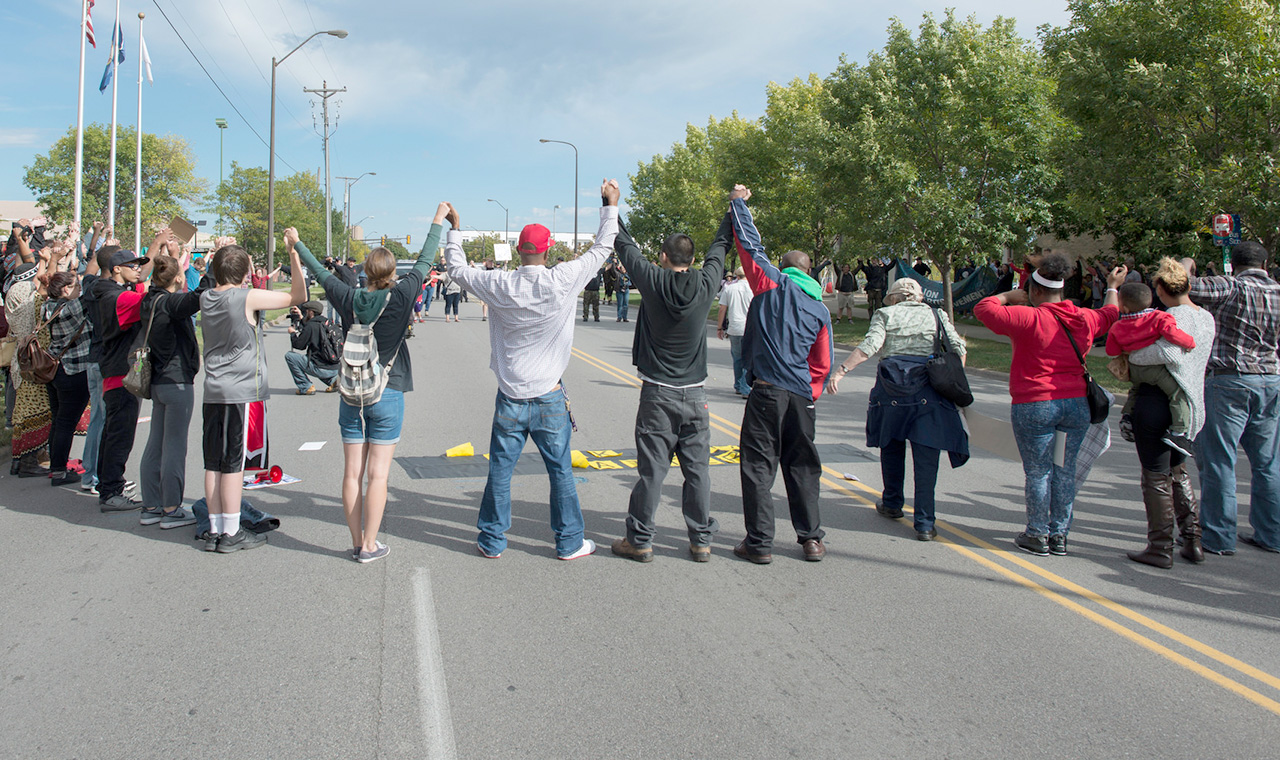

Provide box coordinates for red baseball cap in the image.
[517,224,553,255]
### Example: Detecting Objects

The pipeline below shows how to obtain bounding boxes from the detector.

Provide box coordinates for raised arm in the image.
[728,185,783,295]
[701,212,731,286]
[549,179,620,288]
[613,218,661,294]
[412,202,449,279]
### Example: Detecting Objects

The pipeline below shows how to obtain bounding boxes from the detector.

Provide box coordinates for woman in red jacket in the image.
[974,255,1126,557]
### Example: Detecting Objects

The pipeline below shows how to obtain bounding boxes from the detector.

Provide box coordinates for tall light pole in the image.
[552,204,561,246]
[337,171,375,260]
[539,138,578,254]
[215,118,227,235]
[487,198,508,245]
[268,29,347,265]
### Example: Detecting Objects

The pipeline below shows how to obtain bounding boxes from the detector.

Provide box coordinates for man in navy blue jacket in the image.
[729,185,833,563]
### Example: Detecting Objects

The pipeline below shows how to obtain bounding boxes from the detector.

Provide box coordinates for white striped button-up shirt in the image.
[444,206,619,399]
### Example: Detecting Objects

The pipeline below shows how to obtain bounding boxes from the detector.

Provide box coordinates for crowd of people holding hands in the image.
[1,176,1277,569]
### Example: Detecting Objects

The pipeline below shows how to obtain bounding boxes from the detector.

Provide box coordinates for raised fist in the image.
[730,184,751,201]
[282,227,300,251]
[601,179,620,206]
[445,203,460,230]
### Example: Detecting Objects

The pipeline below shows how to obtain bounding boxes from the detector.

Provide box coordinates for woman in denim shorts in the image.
[292,203,449,563]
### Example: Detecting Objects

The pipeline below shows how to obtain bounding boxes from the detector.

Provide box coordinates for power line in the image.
[300,0,342,84]
[272,0,326,82]
[213,0,308,132]
[150,0,299,174]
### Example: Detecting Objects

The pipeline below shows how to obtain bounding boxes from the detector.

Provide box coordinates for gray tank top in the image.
[201,287,270,403]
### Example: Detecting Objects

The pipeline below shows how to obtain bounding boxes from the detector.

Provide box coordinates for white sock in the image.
[224,512,241,536]
[211,514,225,534]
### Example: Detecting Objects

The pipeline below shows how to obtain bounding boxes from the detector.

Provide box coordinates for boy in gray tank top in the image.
[199,236,308,553]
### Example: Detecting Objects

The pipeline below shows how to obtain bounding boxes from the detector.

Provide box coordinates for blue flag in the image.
[98,22,126,93]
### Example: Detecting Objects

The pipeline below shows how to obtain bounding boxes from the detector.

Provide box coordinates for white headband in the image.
[1032,270,1064,289]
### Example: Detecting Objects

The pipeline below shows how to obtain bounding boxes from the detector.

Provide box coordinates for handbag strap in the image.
[140,293,165,348]
[33,299,69,336]
[930,307,947,355]
[1048,310,1092,377]
[52,319,88,361]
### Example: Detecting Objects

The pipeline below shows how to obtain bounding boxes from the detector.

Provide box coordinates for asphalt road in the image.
[1,297,1277,759]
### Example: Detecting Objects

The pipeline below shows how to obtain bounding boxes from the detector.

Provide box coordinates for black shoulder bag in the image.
[925,308,973,407]
[1049,311,1110,424]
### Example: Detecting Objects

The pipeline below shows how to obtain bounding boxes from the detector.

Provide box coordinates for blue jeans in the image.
[477,388,585,557]
[728,335,749,395]
[422,287,433,312]
[616,290,629,320]
[81,363,105,487]
[284,351,338,392]
[880,439,941,532]
[1197,374,1280,552]
[1011,397,1090,537]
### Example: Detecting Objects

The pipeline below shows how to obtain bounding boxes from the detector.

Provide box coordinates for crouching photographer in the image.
[285,300,341,395]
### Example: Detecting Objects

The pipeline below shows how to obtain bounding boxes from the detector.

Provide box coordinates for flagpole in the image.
[134,12,145,253]
[74,0,90,230]
[107,0,121,231]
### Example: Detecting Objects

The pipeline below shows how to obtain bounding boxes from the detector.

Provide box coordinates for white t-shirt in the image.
[719,278,752,337]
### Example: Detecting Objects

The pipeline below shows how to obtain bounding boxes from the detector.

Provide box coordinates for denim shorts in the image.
[338,388,405,445]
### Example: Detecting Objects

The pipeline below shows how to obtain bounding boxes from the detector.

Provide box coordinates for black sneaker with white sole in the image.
[216,529,267,553]
[1015,532,1050,556]
[99,494,142,513]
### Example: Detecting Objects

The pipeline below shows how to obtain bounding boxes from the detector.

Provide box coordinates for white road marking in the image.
[412,567,458,760]
[298,441,327,451]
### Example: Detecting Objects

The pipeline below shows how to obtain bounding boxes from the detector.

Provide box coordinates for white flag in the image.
[140,31,153,84]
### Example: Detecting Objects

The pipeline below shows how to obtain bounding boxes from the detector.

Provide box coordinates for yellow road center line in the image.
[570,345,1280,709]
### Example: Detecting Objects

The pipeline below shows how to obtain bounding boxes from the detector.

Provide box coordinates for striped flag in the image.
[85,0,96,48]
[98,21,125,93]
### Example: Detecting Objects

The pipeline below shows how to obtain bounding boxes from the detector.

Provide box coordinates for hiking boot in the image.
[1015,532,1049,556]
[160,508,197,530]
[610,538,653,563]
[297,385,316,396]
[216,529,267,553]
[689,544,711,563]
[100,494,142,513]
[139,506,165,526]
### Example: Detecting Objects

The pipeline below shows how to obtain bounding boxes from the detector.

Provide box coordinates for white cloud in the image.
[0,129,42,147]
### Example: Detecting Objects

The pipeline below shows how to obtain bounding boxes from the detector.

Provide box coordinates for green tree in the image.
[1043,0,1280,258]
[208,161,344,264]
[383,239,412,259]
[825,12,1063,316]
[23,123,206,242]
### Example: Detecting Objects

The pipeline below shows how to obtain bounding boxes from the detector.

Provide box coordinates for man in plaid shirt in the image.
[1185,241,1280,555]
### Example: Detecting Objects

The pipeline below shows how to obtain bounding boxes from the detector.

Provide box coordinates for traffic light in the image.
[381,235,386,246]
[406,234,411,246]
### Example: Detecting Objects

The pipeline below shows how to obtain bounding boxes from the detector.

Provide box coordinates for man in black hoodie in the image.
[609,206,731,562]
[285,300,340,394]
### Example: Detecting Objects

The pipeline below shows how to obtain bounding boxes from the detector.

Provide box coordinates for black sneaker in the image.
[216,529,267,553]
[99,494,142,513]
[199,531,221,552]
[1161,432,1195,458]
[1015,532,1050,556]
[1048,534,1068,556]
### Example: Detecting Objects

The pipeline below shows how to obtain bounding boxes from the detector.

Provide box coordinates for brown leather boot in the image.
[1170,462,1204,564]
[1128,468,1175,569]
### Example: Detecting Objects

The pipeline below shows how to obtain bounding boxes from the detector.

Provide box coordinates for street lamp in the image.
[487,198,508,245]
[539,138,578,254]
[552,204,561,246]
[337,171,375,259]
[214,118,228,235]
[268,28,347,265]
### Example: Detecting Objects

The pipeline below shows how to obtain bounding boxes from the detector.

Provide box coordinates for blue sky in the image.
[3,1,1069,247]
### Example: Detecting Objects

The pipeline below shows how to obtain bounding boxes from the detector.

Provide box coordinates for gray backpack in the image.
[338,298,399,406]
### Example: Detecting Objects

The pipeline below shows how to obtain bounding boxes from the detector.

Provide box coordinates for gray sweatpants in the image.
[625,383,718,547]
[140,382,195,509]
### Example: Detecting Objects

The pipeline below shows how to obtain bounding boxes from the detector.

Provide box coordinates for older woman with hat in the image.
[827,277,969,540]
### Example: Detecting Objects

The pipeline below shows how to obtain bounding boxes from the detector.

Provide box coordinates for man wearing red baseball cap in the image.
[443,179,621,560]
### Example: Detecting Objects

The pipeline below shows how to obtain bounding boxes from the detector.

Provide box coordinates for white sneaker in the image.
[557,538,596,561]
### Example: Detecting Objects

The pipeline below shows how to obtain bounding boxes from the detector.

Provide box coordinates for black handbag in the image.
[925,308,973,407]
[1049,311,1110,424]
